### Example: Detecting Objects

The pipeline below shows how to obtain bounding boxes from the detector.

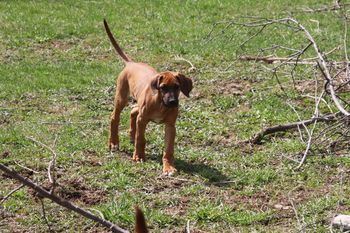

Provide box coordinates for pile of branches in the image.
[208,2,350,167]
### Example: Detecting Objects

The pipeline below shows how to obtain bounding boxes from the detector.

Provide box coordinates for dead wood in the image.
[0,163,129,233]
[298,2,350,13]
[244,112,340,144]
[239,55,320,65]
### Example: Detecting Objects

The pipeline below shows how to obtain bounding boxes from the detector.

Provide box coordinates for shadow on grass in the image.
[119,147,231,186]
[174,158,230,186]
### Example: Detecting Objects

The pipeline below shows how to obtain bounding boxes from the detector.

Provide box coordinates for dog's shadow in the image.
[118,147,231,186]
[174,158,230,186]
[145,149,230,186]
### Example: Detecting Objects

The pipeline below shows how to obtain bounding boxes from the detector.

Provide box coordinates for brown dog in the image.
[104,20,193,175]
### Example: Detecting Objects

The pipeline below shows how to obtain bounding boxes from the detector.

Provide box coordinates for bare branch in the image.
[287,103,317,169]
[285,17,350,116]
[174,56,196,72]
[0,184,25,205]
[39,198,54,233]
[239,46,340,65]
[235,17,349,115]
[244,112,340,144]
[298,2,350,13]
[186,220,191,233]
[14,160,39,174]
[26,136,58,192]
[0,163,129,233]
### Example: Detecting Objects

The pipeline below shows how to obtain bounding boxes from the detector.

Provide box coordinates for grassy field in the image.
[1,0,350,232]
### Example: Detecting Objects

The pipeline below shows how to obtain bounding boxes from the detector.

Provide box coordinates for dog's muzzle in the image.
[164,99,178,108]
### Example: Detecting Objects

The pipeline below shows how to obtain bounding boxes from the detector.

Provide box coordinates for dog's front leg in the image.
[163,123,177,175]
[129,106,139,144]
[133,115,147,161]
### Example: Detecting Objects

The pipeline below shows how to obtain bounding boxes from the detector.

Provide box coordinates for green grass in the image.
[1,0,350,232]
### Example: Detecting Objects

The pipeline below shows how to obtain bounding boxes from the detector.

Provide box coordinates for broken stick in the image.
[244,112,340,144]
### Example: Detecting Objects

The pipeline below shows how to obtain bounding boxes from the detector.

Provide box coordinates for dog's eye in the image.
[160,86,169,92]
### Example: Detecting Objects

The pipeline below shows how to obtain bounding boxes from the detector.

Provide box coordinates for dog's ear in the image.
[151,74,163,92]
[176,73,193,97]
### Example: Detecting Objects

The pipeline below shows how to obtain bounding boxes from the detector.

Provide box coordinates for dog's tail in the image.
[135,206,148,233]
[103,19,132,63]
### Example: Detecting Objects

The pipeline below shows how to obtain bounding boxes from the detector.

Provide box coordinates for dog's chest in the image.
[147,107,170,124]
[150,114,164,124]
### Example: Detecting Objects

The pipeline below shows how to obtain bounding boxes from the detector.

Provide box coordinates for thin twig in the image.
[287,103,315,169]
[39,198,53,233]
[301,94,334,114]
[286,17,350,116]
[298,2,350,13]
[26,136,58,192]
[239,46,340,65]
[186,220,191,233]
[244,112,340,144]
[288,186,306,232]
[14,160,39,174]
[175,56,196,72]
[0,184,25,205]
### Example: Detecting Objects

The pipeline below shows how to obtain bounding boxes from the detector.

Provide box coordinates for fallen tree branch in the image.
[239,55,296,64]
[244,112,340,144]
[0,163,129,233]
[286,17,350,116]
[298,2,350,13]
[237,17,350,115]
[239,46,340,65]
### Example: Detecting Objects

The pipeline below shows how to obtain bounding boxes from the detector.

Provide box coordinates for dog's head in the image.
[151,72,193,108]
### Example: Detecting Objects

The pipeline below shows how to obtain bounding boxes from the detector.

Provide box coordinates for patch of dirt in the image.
[27,38,112,61]
[214,79,251,96]
[77,150,103,167]
[30,177,107,205]
[58,178,107,205]
[0,213,31,233]
[143,177,187,194]
[294,79,323,93]
[33,38,80,51]
[186,87,206,100]
[225,190,271,211]
[78,159,103,167]
[46,105,68,114]
[163,196,191,216]
[1,151,10,158]
[0,117,10,125]
[208,133,237,147]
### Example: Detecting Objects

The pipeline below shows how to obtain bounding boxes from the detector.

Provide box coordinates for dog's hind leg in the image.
[109,72,129,151]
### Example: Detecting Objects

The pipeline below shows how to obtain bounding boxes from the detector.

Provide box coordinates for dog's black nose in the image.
[168,99,178,107]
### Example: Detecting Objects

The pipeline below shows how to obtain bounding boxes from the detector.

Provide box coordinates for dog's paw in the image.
[109,143,119,152]
[132,154,145,162]
[162,166,177,176]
